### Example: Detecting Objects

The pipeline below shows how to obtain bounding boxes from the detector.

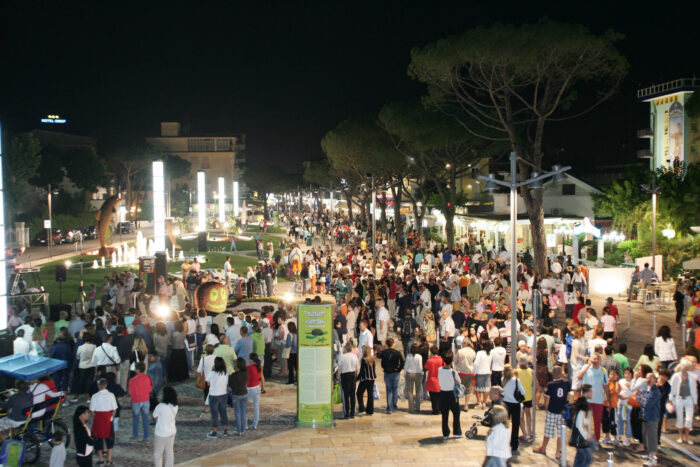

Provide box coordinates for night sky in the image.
[0,1,696,173]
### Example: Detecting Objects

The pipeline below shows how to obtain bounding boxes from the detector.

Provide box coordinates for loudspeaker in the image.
[55,264,67,282]
[50,303,72,322]
[155,251,167,281]
[0,331,14,390]
[198,231,208,252]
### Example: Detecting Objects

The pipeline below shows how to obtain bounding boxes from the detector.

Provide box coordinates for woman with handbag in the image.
[572,384,595,467]
[437,352,461,439]
[669,358,698,445]
[356,344,377,415]
[196,345,216,416]
[502,364,525,454]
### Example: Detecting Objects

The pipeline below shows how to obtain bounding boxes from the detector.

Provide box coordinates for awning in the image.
[0,354,68,381]
[683,258,700,270]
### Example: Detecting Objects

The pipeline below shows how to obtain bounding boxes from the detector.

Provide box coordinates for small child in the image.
[49,431,66,467]
[602,368,620,444]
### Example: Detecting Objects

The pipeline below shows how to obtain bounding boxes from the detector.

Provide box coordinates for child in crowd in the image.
[602,368,620,444]
[49,430,66,467]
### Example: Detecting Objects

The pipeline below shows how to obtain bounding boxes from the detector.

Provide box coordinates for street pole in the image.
[532,288,540,440]
[651,172,657,274]
[509,153,518,363]
[47,184,53,259]
[371,174,376,277]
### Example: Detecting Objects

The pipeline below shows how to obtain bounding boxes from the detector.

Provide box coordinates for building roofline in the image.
[637,78,699,102]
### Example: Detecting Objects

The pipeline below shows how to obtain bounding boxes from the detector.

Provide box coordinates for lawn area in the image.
[177,233,283,253]
[31,253,263,306]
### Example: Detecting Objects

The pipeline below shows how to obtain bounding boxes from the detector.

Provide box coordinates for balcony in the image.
[637,148,653,159]
[637,78,699,101]
[637,128,653,139]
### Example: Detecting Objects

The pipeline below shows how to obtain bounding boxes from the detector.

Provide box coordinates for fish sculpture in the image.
[95,195,121,258]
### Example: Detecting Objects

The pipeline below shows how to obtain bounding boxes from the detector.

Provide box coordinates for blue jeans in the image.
[617,404,632,438]
[232,394,247,434]
[247,386,260,429]
[384,372,400,412]
[132,401,150,441]
[573,441,594,467]
[185,346,194,374]
[209,394,228,428]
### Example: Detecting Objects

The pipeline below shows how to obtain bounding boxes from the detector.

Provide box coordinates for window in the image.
[201,157,210,169]
[216,138,232,151]
[562,184,576,195]
[188,138,215,152]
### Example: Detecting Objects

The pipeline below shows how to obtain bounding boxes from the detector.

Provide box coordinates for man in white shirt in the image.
[89,378,118,465]
[224,256,233,294]
[357,320,373,355]
[337,344,359,418]
[551,259,562,274]
[376,301,390,347]
[13,330,30,354]
[540,273,555,297]
[91,334,122,371]
[16,322,35,344]
[440,309,456,342]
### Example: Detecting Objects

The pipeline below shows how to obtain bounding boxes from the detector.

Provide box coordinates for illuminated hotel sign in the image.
[41,114,67,124]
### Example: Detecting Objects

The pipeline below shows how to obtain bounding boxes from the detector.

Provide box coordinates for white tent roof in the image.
[683,258,700,270]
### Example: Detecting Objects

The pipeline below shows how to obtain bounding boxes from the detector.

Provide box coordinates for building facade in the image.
[146,122,245,215]
[637,78,699,169]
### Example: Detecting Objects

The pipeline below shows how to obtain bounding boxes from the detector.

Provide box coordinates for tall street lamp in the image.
[47,184,60,259]
[638,152,660,274]
[479,152,570,363]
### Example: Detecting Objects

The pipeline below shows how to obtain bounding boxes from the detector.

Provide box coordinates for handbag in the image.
[333,383,342,404]
[195,372,207,390]
[569,425,588,449]
[627,391,641,408]
[373,382,380,400]
[452,370,466,398]
[513,380,525,403]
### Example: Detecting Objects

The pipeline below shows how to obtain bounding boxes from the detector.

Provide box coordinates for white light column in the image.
[152,160,166,252]
[233,181,240,217]
[197,171,206,232]
[0,123,7,330]
[218,177,225,224]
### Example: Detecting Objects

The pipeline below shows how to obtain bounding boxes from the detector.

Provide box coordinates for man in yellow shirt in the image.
[517,357,534,441]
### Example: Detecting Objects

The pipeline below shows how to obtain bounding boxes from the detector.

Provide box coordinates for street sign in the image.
[44,220,51,229]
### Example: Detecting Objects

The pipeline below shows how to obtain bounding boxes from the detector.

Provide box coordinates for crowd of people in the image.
[281,209,700,467]
[2,205,700,467]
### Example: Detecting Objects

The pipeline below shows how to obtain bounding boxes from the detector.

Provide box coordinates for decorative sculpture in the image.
[95,195,121,258]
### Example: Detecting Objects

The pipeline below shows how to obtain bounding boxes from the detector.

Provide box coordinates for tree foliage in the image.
[2,133,42,209]
[408,19,628,273]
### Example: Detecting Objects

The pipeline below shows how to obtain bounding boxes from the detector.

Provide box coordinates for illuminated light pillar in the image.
[233,181,240,217]
[152,160,166,252]
[218,177,225,224]
[0,123,7,330]
[197,171,206,232]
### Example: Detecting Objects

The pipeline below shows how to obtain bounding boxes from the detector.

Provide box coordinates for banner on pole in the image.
[296,303,334,427]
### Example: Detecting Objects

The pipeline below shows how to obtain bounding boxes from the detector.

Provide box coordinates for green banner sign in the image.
[296,303,334,427]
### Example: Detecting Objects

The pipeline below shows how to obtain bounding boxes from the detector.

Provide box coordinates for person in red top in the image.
[246,353,263,430]
[424,345,443,415]
[128,362,153,443]
[606,297,619,320]
[572,296,586,325]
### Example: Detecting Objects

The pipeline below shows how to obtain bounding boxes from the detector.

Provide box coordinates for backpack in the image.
[401,319,413,339]
[565,333,574,359]
[0,439,25,466]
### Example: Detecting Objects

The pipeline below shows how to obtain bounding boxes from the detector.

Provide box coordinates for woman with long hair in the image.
[206,357,229,437]
[129,336,149,379]
[229,357,249,436]
[535,337,551,408]
[247,353,263,430]
[153,387,178,467]
[502,364,525,454]
[570,327,586,396]
[285,322,298,384]
[474,340,493,409]
[197,344,216,415]
[357,344,377,415]
[572,384,594,467]
[168,321,189,382]
[669,358,698,444]
[437,352,461,438]
[73,405,94,466]
[654,325,677,369]
[154,322,169,380]
[484,405,511,466]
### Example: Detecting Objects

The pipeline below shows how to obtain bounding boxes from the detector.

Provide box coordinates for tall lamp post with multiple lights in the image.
[480,152,570,362]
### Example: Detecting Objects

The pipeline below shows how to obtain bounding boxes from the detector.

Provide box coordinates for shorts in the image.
[378,330,388,342]
[459,374,475,394]
[0,417,24,431]
[523,400,532,408]
[475,374,491,392]
[95,433,115,450]
[544,411,564,438]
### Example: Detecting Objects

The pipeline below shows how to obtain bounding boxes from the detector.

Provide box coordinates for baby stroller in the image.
[465,404,495,439]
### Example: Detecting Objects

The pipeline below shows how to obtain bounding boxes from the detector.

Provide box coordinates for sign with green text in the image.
[296,303,333,427]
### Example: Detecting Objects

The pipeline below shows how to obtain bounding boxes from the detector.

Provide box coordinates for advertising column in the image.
[297,303,333,427]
